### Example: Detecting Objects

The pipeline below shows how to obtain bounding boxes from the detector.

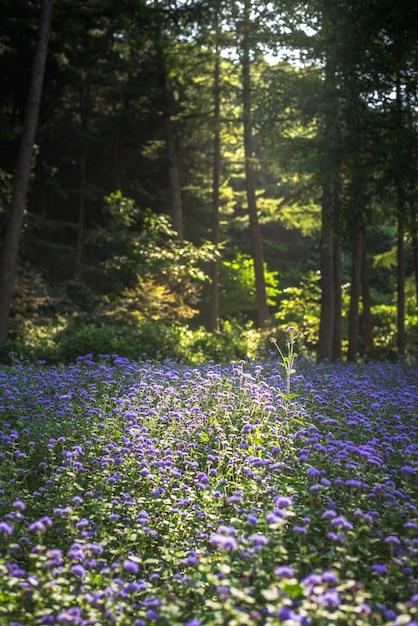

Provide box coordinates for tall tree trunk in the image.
[410,207,418,309]
[75,83,90,270]
[317,21,340,361]
[154,0,183,239]
[347,232,362,361]
[317,185,335,361]
[397,210,406,356]
[209,45,221,332]
[75,143,87,270]
[361,235,374,355]
[242,1,268,328]
[161,83,183,239]
[332,241,342,360]
[0,0,53,349]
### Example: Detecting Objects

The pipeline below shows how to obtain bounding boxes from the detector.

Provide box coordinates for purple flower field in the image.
[0,355,417,625]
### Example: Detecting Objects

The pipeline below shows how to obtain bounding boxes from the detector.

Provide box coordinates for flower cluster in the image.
[0,355,417,624]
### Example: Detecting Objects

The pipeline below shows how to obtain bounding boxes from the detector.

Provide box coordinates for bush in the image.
[54,323,187,363]
[179,320,265,363]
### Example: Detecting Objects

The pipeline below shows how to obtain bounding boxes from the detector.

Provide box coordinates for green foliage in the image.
[219,252,280,320]
[86,193,218,323]
[274,271,321,352]
[269,326,300,394]
[178,320,263,363]
[1,318,269,365]
[54,323,182,363]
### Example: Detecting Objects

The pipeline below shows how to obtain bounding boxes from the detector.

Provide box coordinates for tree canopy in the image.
[1,0,417,362]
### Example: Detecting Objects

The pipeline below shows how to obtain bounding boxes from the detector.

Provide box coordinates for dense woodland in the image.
[0,0,418,364]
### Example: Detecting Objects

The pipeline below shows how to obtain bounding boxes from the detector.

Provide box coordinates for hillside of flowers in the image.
[0,351,417,625]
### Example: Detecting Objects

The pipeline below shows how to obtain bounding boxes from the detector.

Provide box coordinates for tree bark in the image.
[161,84,183,240]
[347,232,362,361]
[361,235,374,355]
[242,1,269,328]
[317,184,335,360]
[410,206,418,310]
[332,240,342,360]
[154,0,183,239]
[397,210,406,356]
[209,45,221,332]
[0,0,53,349]
[317,19,340,361]
[395,72,406,357]
[75,82,90,270]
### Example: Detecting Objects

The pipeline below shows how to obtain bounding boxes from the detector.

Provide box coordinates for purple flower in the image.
[70,564,86,577]
[28,517,52,533]
[67,543,85,560]
[330,516,353,530]
[302,573,322,587]
[274,496,293,508]
[210,533,237,551]
[371,563,388,574]
[75,518,91,529]
[246,513,258,526]
[12,500,26,511]
[317,590,341,607]
[0,522,13,536]
[276,607,295,621]
[266,512,283,524]
[274,565,295,578]
[345,479,362,488]
[123,559,140,574]
[248,533,269,546]
[307,467,321,478]
[322,570,339,584]
[385,535,401,545]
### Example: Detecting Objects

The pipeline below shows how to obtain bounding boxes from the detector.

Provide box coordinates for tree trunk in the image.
[361,235,374,355]
[332,240,342,360]
[162,85,183,240]
[347,232,362,361]
[75,143,87,270]
[242,1,268,328]
[317,26,340,361]
[397,210,406,356]
[317,185,335,361]
[0,0,53,349]
[209,46,221,332]
[410,207,418,309]
[154,0,183,240]
[75,83,90,270]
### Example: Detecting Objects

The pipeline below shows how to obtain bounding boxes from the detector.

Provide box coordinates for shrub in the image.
[54,323,186,363]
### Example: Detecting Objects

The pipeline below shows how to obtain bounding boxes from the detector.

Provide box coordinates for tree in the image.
[240,0,269,328]
[209,11,222,332]
[316,16,341,361]
[0,0,53,349]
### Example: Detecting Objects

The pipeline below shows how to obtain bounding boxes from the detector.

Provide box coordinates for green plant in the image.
[274,271,321,352]
[219,252,280,321]
[269,326,299,394]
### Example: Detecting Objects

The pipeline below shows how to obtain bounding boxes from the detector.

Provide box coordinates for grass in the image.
[0,353,417,625]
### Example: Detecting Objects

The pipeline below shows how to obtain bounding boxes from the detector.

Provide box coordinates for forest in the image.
[1,0,418,364]
[1,4,418,623]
